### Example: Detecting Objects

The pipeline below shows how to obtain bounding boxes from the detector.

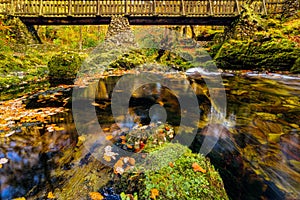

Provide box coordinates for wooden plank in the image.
[181,0,185,15]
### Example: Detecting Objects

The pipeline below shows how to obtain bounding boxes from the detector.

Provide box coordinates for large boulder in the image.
[47,51,84,82]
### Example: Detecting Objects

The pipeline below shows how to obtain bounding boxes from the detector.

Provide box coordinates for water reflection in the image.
[0,74,299,199]
[0,112,77,199]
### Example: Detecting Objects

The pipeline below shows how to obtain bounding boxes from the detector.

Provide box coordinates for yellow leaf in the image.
[103,155,111,162]
[89,192,104,200]
[12,197,26,200]
[192,162,206,173]
[47,192,55,199]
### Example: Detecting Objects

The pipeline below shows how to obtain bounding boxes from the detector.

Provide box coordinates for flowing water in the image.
[0,73,299,199]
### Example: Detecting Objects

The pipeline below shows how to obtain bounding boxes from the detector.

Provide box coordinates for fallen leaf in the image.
[169,162,174,168]
[12,197,26,200]
[114,159,124,168]
[47,192,55,199]
[105,135,113,140]
[89,192,104,200]
[114,159,125,174]
[192,162,206,173]
[0,158,8,164]
[103,127,110,132]
[119,135,126,140]
[128,157,135,166]
[103,155,111,162]
[150,188,159,199]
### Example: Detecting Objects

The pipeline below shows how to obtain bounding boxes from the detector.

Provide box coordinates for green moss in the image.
[210,4,300,72]
[291,57,300,73]
[117,143,228,200]
[109,50,147,70]
[214,38,299,71]
[47,51,84,80]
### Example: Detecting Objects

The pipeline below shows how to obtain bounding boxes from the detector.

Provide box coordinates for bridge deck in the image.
[0,0,286,25]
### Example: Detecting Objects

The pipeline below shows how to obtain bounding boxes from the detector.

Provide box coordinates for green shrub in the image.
[47,51,83,80]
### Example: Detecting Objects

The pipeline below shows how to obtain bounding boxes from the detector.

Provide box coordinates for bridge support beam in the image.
[19,16,237,26]
[24,23,42,44]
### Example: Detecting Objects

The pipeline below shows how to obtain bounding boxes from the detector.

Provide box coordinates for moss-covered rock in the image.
[212,5,300,72]
[109,50,147,70]
[47,51,84,80]
[214,37,299,71]
[291,57,300,73]
[115,143,228,200]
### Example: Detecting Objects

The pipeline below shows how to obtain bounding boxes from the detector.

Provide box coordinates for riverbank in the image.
[1,5,299,99]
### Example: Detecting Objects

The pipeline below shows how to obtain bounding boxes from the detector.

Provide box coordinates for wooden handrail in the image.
[0,0,287,17]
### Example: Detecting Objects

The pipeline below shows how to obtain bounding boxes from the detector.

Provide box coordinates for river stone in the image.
[280,133,300,162]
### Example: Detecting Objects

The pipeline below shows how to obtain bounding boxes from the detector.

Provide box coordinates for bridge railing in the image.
[0,0,286,17]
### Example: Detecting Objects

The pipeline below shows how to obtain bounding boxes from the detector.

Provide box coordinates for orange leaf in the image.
[114,159,124,168]
[89,192,104,200]
[150,188,159,199]
[119,135,126,140]
[103,127,110,132]
[192,162,206,173]
[105,135,113,140]
[127,144,133,149]
[169,162,174,168]
[128,157,135,165]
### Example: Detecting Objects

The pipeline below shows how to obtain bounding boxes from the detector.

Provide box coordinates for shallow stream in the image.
[0,72,299,199]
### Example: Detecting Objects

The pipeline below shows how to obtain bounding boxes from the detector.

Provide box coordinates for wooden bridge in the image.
[0,0,286,26]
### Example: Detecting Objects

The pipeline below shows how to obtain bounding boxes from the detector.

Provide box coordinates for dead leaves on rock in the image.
[113,156,136,175]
